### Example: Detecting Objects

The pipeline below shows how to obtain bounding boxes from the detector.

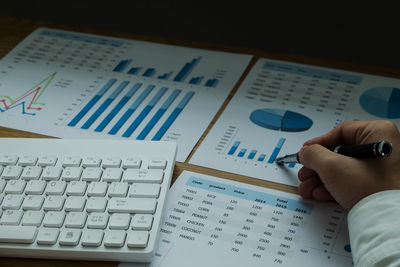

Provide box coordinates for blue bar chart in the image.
[67,78,195,143]
[112,57,220,87]
[225,138,294,168]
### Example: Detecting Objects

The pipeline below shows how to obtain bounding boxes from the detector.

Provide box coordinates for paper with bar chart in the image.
[0,28,251,161]
[190,58,400,185]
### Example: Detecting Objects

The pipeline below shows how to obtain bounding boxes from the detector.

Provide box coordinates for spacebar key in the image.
[108,198,157,214]
[0,226,38,243]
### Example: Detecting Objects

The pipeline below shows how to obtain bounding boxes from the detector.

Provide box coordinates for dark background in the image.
[1,1,400,68]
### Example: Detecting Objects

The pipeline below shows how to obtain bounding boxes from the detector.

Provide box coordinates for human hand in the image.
[297,120,400,210]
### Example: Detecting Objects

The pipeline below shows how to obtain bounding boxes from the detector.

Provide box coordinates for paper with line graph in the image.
[0,28,251,161]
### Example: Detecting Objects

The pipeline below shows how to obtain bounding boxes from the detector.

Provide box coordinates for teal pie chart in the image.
[249,108,313,132]
[359,87,400,118]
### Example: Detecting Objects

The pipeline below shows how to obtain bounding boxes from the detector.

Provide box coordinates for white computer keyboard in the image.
[0,138,176,262]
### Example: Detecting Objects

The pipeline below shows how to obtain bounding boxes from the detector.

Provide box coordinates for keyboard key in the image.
[65,196,86,212]
[87,182,108,197]
[65,212,87,228]
[45,181,66,195]
[82,157,101,167]
[0,226,37,243]
[2,194,23,210]
[129,183,160,198]
[37,156,57,166]
[4,180,26,194]
[122,158,141,169]
[66,181,87,196]
[122,169,164,183]
[62,167,82,181]
[148,159,167,169]
[109,213,131,230]
[43,196,65,211]
[87,213,109,229]
[86,197,107,212]
[127,231,149,248]
[25,180,46,195]
[102,168,122,182]
[37,228,59,245]
[22,195,44,210]
[81,229,104,247]
[18,156,38,166]
[62,156,82,167]
[42,166,62,180]
[131,214,153,230]
[108,198,157,214]
[108,182,128,197]
[43,211,65,227]
[0,155,18,166]
[21,211,44,226]
[0,210,23,225]
[81,167,102,182]
[21,166,42,180]
[102,157,121,168]
[86,197,108,212]
[2,165,23,179]
[59,229,82,246]
[104,230,126,247]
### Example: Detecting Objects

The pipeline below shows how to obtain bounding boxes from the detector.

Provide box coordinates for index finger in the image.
[303,120,376,148]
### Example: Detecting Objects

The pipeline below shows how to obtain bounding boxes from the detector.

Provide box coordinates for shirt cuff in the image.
[348,190,400,267]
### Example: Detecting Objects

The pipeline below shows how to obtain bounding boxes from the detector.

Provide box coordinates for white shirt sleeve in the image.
[348,190,400,267]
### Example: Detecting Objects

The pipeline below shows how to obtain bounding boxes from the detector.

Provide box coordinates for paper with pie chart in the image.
[190,58,400,186]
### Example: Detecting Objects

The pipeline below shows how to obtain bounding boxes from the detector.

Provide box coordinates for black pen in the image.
[275,141,393,165]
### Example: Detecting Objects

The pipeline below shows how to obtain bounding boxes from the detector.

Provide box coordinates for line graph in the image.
[0,72,56,115]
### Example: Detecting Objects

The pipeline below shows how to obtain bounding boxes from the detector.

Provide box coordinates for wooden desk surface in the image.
[0,15,399,266]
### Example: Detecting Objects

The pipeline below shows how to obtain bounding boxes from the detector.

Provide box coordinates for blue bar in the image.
[238,148,247,157]
[288,163,296,168]
[258,154,266,161]
[248,150,257,159]
[128,67,142,75]
[113,60,132,72]
[173,57,201,82]
[122,87,168,138]
[95,83,142,132]
[136,89,181,140]
[143,68,156,77]
[268,138,286,163]
[81,80,129,129]
[158,71,172,80]
[205,78,219,87]
[152,91,195,141]
[189,76,204,85]
[186,176,313,214]
[228,141,240,155]
[68,78,117,127]
[108,85,154,135]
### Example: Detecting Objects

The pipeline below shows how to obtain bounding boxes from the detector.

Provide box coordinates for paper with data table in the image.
[190,58,400,185]
[0,28,251,162]
[120,171,352,267]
